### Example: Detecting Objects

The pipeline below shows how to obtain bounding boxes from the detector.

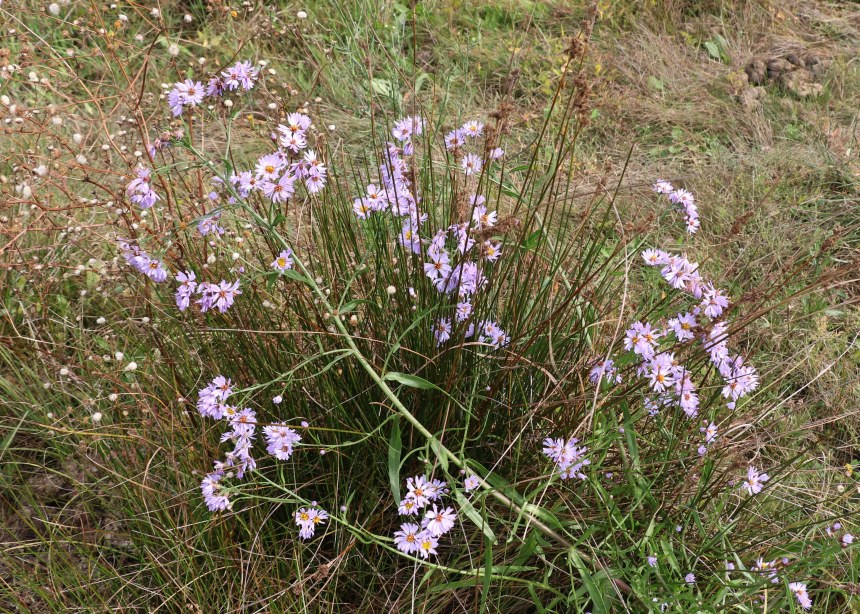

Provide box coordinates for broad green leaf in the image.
[383,371,442,391]
[454,488,496,544]
[388,418,402,503]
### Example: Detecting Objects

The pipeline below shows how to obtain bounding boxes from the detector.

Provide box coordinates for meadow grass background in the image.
[0,0,858,611]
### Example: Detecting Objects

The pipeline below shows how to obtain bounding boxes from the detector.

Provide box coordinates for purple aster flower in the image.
[284,111,311,134]
[398,496,420,516]
[416,531,439,559]
[789,582,812,610]
[543,436,590,480]
[472,203,497,229]
[741,466,769,495]
[444,128,465,150]
[482,240,502,262]
[461,120,484,138]
[701,282,729,319]
[255,153,286,181]
[394,522,421,553]
[641,248,669,266]
[279,130,308,153]
[455,301,472,322]
[271,248,294,272]
[423,505,456,537]
[262,172,297,203]
[463,474,480,492]
[397,221,423,255]
[206,75,227,97]
[668,312,697,341]
[652,179,674,194]
[392,115,424,142]
[461,153,482,176]
[168,79,205,116]
[423,250,451,281]
[126,167,160,209]
[198,279,241,313]
[433,318,452,345]
[295,506,328,540]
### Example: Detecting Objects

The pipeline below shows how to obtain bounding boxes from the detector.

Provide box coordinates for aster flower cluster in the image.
[118,239,168,282]
[697,420,718,456]
[169,269,241,314]
[147,128,184,159]
[126,167,160,209]
[168,60,259,116]
[630,247,759,419]
[195,375,301,512]
[653,179,699,234]
[542,436,591,480]
[195,375,250,511]
[352,116,508,350]
[207,60,260,96]
[295,503,329,540]
[222,113,326,202]
[588,358,621,387]
[824,521,854,547]
[444,119,504,164]
[197,211,225,237]
[195,279,242,313]
[393,474,457,559]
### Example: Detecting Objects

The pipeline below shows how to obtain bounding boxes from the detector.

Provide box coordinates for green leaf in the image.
[271,213,286,227]
[647,75,664,92]
[383,372,442,391]
[568,549,609,613]
[371,78,395,97]
[430,439,449,471]
[279,269,311,285]
[454,488,496,544]
[388,418,402,503]
[704,41,721,61]
[521,229,542,251]
[338,299,374,314]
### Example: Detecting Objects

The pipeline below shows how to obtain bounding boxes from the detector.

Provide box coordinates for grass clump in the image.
[1,0,858,612]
